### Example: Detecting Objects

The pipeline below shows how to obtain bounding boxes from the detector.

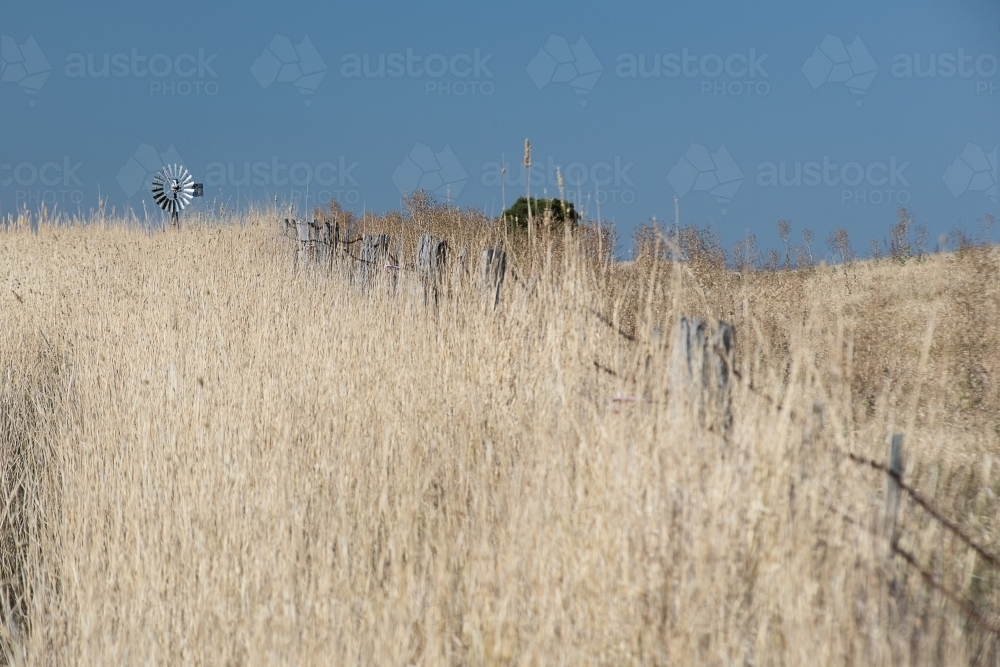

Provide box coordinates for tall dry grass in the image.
[1,206,999,665]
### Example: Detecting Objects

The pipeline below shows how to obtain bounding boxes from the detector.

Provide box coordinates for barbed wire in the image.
[836,508,1000,637]
[844,451,1000,571]
[286,218,1000,633]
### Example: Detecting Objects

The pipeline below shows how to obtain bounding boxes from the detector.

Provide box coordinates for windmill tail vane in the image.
[150,163,204,226]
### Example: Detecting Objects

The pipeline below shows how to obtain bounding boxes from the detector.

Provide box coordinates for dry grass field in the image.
[1,204,999,665]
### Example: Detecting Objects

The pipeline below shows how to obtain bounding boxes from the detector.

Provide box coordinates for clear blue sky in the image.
[3,0,998,257]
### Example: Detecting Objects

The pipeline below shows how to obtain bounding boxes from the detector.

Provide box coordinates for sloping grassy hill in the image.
[2,209,998,665]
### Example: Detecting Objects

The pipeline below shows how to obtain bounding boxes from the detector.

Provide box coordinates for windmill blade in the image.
[176,166,195,209]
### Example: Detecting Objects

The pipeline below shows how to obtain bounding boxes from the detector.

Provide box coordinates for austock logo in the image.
[667,143,743,215]
[802,35,878,106]
[392,144,468,200]
[117,144,186,198]
[1,35,52,105]
[616,47,770,97]
[943,144,997,202]
[481,156,636,205]
[891,49,999,96]
[340,48,494,96]
[252,35,327,105]
[1,157,84,206]
[756,156,911,205]
[527,35,603,105]
[204,157,361,206]
[64,47,219,96]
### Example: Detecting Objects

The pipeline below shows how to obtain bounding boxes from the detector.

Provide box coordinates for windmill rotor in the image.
[150,164,204,226]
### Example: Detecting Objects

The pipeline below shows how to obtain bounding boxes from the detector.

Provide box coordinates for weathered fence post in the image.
[357,233,390,288]
[417,233,448,305]
[791,401,825,521]
[328,220,340,250]
[668,315,736,430]
[322,220,337,267]
[311,219,324,263]
[294,219,315,265]
[480,248,507,308]
[316,219,329,266]
[417,233,448,279]
[885,433,904,543]
[392,237,403,290]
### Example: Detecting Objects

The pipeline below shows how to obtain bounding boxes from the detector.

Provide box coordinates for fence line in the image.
[836,436,1000,637]
[282,215,1000,632]
[847,446,1000,571]
[284,217,509,305]
[837,508,1000,636]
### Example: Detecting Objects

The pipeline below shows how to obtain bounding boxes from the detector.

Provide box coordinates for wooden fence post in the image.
[294,219,315,264]
[791,401,825,521]
[885,433,904,544]
[315,219,328,265]
[417,233,448,305]
[326,220,341,266]
[394,238,403,288]
[480,248,507,308]
[357,233,390,287]
[312,219,324,263]
[417,233,448,280]
[668,315,736,430]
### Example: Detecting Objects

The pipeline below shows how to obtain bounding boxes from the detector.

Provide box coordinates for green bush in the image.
[502,197,579,232]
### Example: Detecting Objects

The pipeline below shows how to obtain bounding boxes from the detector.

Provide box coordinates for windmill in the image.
[150,164,203,227]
